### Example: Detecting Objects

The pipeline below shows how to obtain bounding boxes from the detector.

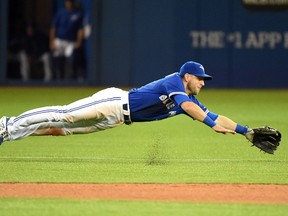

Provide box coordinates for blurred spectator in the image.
[50,0,84,81]
[8,23,52,82]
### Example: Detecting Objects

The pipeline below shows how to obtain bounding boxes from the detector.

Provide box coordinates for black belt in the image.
[123,103,132,125]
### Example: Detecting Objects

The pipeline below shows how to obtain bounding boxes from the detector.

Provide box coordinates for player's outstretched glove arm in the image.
[245,126,282,154]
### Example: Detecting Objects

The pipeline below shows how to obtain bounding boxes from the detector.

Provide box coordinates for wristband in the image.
[203,116,216,128]
[235,124,248,134]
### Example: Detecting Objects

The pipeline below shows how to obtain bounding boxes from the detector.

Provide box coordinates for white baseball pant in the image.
[6,88,129,141]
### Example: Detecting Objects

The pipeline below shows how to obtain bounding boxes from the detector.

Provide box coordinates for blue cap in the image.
[179,61,212,80]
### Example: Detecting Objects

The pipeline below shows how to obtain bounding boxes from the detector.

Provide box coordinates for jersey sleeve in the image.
[173,94,191,106]
[162,73,187,100]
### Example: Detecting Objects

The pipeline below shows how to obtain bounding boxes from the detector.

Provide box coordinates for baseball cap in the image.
[179,61,212,80]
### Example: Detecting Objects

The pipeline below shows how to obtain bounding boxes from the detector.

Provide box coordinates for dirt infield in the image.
[1,183,288,204]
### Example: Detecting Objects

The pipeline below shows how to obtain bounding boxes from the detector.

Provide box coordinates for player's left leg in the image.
[33,88,127,135]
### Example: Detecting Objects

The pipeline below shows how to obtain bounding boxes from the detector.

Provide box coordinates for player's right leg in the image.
[5,105,75,141]
[3,93,100,141]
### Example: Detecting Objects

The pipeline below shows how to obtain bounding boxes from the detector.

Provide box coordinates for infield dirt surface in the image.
[1,183,288,204]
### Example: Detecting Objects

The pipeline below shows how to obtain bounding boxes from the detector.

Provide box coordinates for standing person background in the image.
[22,23,52,82]
[50,0,84,81]
[8,23,52,82]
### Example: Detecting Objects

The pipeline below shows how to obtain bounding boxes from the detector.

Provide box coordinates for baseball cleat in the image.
[0,116,9,145]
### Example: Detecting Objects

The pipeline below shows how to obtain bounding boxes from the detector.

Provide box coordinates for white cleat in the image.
[0,116,9,145]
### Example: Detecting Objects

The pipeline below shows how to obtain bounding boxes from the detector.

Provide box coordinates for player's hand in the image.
[212,124,236,135]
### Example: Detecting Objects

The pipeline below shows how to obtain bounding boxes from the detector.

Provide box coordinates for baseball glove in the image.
[245,126,281,154]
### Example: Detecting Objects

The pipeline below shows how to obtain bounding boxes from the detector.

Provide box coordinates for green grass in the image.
[0,87,288,215]
[0,198,288,216]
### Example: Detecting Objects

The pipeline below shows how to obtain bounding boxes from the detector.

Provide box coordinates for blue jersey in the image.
[129,73,218,122]
[51,8,83,41]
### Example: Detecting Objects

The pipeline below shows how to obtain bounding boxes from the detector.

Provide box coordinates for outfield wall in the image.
[96,0,288,88]
[1,0,287,88]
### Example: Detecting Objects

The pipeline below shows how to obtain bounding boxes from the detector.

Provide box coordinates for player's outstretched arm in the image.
[181,102,235,134]
[215,115,237,131]
[212,124,236,134]
[181,101,207,122]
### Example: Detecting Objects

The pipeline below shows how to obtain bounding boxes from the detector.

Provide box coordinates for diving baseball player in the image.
[0,61,281,153]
